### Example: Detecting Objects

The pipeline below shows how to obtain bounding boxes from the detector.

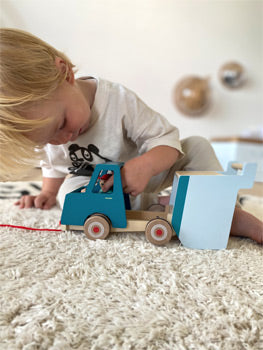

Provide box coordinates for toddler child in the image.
[0,28,262,244]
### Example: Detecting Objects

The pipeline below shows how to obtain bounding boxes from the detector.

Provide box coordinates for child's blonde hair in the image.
[0,28,75,180]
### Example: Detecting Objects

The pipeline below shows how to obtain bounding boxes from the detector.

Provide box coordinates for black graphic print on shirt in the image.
[68,143,112,176]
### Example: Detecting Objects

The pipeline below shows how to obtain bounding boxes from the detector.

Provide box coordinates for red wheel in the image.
[84,215,110,240]
[145,218,173,245]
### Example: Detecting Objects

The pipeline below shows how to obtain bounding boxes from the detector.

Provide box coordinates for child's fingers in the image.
[123,185,139,197]
[34,195,48,209]
[24,196,37,208]
[15,195,35,209]
[15,194,55,210]
[102,175,114,192]
[43,196,56,210]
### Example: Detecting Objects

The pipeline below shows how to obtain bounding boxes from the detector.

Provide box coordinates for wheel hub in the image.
[92,225,100,234]
[155,229,163,236]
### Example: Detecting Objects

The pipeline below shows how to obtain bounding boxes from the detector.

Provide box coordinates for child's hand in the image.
[102,157,153,197]
[101,146,180,197]
[15,192,57,210]
[120,157,153,196]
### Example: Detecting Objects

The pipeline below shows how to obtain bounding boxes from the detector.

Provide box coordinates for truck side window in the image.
[92,170,114,194]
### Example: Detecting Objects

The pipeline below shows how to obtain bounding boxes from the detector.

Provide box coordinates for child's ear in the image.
[66,67,75,84]
[54,56,74,84]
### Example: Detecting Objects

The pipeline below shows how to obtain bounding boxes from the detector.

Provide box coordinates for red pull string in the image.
[0,224,61,232]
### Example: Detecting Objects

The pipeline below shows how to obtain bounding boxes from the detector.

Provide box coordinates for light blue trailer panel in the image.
[171,162,257,249]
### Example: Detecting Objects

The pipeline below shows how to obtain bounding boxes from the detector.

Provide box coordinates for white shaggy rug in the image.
[0,182,263,350]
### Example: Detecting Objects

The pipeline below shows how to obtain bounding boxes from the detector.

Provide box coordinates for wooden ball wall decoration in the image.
[173,76,210,117]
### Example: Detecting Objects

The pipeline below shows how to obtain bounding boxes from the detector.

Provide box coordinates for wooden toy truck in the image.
[61,162,174,246]
[60,161,257,249]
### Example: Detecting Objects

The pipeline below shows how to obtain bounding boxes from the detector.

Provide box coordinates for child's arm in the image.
[102,145,180,196]
[15,177,65,209]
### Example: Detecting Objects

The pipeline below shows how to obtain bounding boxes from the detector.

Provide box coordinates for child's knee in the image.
[181,135,223,171]
[183,135,211,152]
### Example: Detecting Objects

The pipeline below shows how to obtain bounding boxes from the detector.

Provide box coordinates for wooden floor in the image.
[20,167,43,181]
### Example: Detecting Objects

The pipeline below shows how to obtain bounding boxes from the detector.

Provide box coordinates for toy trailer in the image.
[60,162,174,246]
[61,161,256,249]
[170,162,257,249]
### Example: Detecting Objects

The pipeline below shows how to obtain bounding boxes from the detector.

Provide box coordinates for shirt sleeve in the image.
[122,87,184,156]
[40,145,67,178]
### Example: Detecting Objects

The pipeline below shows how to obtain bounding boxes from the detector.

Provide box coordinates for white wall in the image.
[1,0,262,140]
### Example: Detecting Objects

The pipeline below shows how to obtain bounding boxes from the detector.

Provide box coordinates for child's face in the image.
[25,80,92,145]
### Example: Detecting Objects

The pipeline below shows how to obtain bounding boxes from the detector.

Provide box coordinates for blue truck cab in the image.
[60,162,174,245]
[61,162,128,229]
